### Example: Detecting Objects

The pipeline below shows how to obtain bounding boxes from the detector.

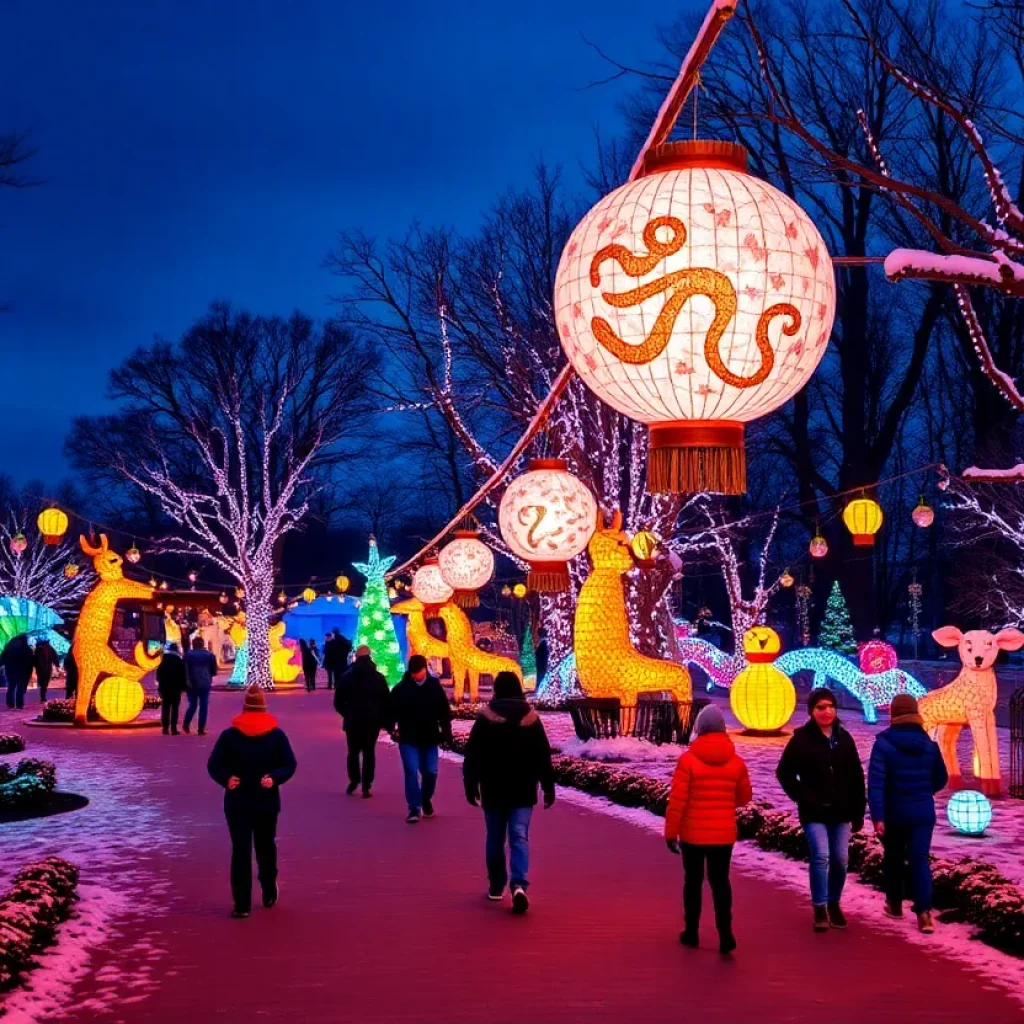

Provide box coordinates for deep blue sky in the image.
[1,0,682,485]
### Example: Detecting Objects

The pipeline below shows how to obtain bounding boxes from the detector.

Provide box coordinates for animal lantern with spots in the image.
[73,534,161,726]
[438,603,521,705]
[574,511,692,705]
[553,139,835,495]
[921,626,1024,796]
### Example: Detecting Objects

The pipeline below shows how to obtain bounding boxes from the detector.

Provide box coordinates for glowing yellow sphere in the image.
[843,498,883,547]
[629,530,660,566]
[554,139,835,495]
[411,558,453,606]
[438,530,494,607]
[302,587,316,603]
[513,583,528,599]
[336,574,350,594]
[498,459,598,592]
[731,627,794,733]
[37,508,69,546]
[95,676,146,724]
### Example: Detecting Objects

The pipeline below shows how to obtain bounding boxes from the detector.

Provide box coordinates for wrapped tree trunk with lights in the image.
[65,303,376,688]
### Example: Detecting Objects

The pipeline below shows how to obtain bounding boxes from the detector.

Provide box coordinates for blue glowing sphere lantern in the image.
[946,791,992,836]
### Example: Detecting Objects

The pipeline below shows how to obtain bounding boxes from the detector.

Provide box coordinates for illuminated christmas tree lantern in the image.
[498,459,597,591]
[438,529,495,608]
[125,545,141,564]
[37,508,69,546]
[302,587,316,603]
[411,557,453,614]
[946,791,992,836]
[64,562,80,579]
[730,626,796,734]
[843,497,883,546]
[912,496,935,529]
[336,574,350,594]
[809,530,828,559]
[554,139,835,494]
[10,532,27,556]
[95,675,146,724]
[512,583,528,599]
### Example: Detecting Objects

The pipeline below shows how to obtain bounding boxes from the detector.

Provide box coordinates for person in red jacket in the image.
[665,704,752,953]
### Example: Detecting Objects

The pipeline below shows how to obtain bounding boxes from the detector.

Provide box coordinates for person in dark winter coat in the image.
[323,631,352,690]
[63,646,79,700]
[868,693,948,934]
[33,639,59,702]
[2,635,34,710]
[463,672,555,913]
[334,646,391,797]
[207,685,297,918]
[665,704,752,953]
[300,640,318,692]
[389,654,452,823]
[776,687,866,932]
[183,636,217,734]
[156,643,188,735]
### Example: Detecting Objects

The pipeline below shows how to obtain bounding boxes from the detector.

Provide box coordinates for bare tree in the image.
[65,302,377,686]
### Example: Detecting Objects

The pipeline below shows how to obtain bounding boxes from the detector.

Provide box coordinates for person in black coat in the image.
[776,687,866,932]
[300,639,318,692]
[33,639,59,702]
[389,654,453,823]
[63,645,79,700]
[323,631,352,690]
[156,643,188,735]
[463,672,555,912]
[334,646,391,797]
[207,685,297,918]
[2,635,35,710]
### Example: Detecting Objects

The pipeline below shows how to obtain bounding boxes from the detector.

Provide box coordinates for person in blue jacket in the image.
[867,693,947,934]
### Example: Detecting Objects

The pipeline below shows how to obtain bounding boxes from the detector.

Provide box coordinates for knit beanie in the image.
[807,687,837,714]
[889,693,922,726]
[243,685,267,713]
[693,704,727,737]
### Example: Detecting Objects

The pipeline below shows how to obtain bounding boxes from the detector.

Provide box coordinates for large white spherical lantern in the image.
[438,529,494,609]
[498,458,598,592]
[411,557,454,613]
[553,140,836,494]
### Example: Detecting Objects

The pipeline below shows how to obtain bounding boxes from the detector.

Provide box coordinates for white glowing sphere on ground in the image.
[553,140,835,493]
[438,531,494,607]
[497,459,598,591]
[411,559,454,606]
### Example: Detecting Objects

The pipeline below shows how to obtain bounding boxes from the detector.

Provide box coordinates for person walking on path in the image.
[664,704,752,953]
[62,645,78,700]
[462,671,555,914]
[300,640,318,693]
[776,687,866,932]
[323,630,352,690]
[207,685,297,918]
[334,645,390,797]
[389,654,452,823]
[33,639,59,703]
[183,636,217,735]
[2,635,34,710]
[156,642,188,735]
[868,693,947,934]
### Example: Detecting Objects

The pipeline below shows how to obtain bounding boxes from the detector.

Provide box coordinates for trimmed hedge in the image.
[449,733,1024,955]
[40,695,161,723]
[0,857,79,991]
[0,734,25,754]
[0,760,57,810]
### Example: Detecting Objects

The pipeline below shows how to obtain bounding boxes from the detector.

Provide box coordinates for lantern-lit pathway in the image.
[41,697,1021,1023]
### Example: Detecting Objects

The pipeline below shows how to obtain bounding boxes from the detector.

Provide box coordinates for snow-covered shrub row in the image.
[0,759,57,809]
[0,734,26,754]
[0,857,79,992]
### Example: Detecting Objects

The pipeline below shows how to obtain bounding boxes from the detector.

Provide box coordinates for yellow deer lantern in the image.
[439,603,521,705]
[392,597,449,677]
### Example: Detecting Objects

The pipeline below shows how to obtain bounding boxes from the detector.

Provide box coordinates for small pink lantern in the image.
[125,545,141,564]
[809,532,828,559]
[912,497,935,529]
[858,640,898,675]
[9,532,27,557]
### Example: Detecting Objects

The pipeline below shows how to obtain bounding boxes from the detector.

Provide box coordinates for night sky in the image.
[0,0,679,484]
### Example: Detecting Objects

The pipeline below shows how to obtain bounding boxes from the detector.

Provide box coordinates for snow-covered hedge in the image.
[0,857,79,992]
[0,759,57,810]
[0,734,26,754]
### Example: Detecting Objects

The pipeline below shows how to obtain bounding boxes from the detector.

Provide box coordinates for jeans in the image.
[161,698,181,734]
[398,744,438,811]
[183,688,210,732]
[680,843,733,936]
[346,727,379,789]
[326,668,336,690]
[803,822,852,906]
[882,823,935,913]
[484,806,532,890]
[225,809,278,913]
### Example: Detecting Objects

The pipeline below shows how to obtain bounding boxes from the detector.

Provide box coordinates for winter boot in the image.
[813,906,830,932]
[917,910,935,934]
[827,902,848,929]
[679,930,699,948]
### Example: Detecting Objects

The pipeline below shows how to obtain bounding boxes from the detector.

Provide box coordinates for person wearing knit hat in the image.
[207,685,297,919]
[776,687,866,932]
[867,692,947,934]
[664,702,752,954]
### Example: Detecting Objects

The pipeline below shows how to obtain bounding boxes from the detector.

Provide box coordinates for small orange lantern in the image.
[302,587,316,603]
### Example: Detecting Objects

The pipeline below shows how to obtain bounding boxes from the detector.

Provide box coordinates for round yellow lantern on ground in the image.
[554,140,836,495]
[302,587,316,603]
[730,626,795,734]
[843,497,883,547]
[95,675,146,724]
[37,507,69,546]
[498,458,598,592]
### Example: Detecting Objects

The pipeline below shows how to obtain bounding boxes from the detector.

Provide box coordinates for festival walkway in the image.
[26,696,1022,1023]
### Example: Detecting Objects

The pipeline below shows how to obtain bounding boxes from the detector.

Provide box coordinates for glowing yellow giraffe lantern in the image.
[574,511,691,704]
[730,626,795,734]
[269,620,302,684]
[439,603,521,705]
[392,597,449,678]
[73,534,161,726]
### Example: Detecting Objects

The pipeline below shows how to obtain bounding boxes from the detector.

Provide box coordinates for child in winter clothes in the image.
[665,704,752,952]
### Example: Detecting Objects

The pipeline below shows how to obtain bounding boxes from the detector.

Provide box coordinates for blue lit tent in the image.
[281,595,407,664]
